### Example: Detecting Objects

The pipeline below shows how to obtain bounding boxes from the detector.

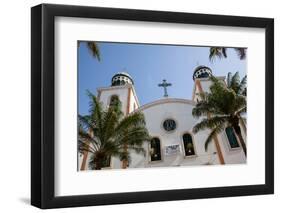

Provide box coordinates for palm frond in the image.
[227,72,232,88]
[232,95,246,113]
[238,75,247,95]
[193,116,228,133]
[86,42,101,61]
[209,75,225,87]
[222,47,227,58]
[78,114,94,132]
[204,123,225,151]
[78,140,97,154]
[78,126,101,151]
[86,90,104,137]
[192,99,217,118]
[128,146,146,157]
[79,91,150,170]
[209,47,223,61]
[229,72,240,93]
[117,128,149,147]
[192,74,247,155]
[115,112,146,133]
[235,106,247,115]
[209,47,228,62]
[101,108,119,142]
[235,48,246,60]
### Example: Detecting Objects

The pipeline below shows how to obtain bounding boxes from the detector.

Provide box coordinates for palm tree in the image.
[192,76,247,156]
[78,91,150,170]
[209,47,246,61]
[226,71,247,96]
[78,41,101,61]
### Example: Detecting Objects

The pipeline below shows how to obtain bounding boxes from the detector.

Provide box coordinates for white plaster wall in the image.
[98,85,130,114]
[128,99,246,169]
[128,99,220,168]
[192,83,201,102]
[79,147,122,170]
[217,131,247,164]
[78,153,84,170]
[239,119,247,142]
[199,77,226,93]
[200,80,212,93]
[128,88,139,112]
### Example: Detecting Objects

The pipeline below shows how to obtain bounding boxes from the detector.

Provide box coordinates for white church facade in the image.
[79,66,247,170]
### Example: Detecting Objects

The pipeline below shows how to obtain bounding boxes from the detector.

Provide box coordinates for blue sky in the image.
[78,42,246,115]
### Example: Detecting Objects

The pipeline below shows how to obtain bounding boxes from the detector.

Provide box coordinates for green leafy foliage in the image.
[192,74,247,156]
[78,91,150,170]
[209,47,247,61]
[78,41,101,61]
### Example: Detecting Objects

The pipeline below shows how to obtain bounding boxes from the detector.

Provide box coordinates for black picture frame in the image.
[31,3,274,209]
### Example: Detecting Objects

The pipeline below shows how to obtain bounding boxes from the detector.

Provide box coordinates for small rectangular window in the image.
[183,133,195,156]
[225,127,240,148]
[150,138,161,161]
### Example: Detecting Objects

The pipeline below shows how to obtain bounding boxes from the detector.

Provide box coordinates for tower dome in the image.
[193,66,212,80]
[111,72,134,86]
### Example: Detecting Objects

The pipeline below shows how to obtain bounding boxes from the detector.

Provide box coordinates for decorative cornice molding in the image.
[135,98,196,112]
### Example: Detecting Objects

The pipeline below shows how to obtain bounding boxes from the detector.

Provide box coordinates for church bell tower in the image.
[97,71,140,115]
[192,65,213,102]
[192,65,226,103]
[79,71,140,171]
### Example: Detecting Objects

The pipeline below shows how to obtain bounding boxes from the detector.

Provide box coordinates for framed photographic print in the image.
[31,3,274,209]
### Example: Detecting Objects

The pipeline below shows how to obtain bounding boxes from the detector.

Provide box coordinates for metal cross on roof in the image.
[158,79,172,97]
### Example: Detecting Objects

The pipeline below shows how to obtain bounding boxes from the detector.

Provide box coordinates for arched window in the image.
[115,80,121,85]
[183,133,195,156]
[109,95,120,107]
[150,138,161,161]
[225,127,240,148]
